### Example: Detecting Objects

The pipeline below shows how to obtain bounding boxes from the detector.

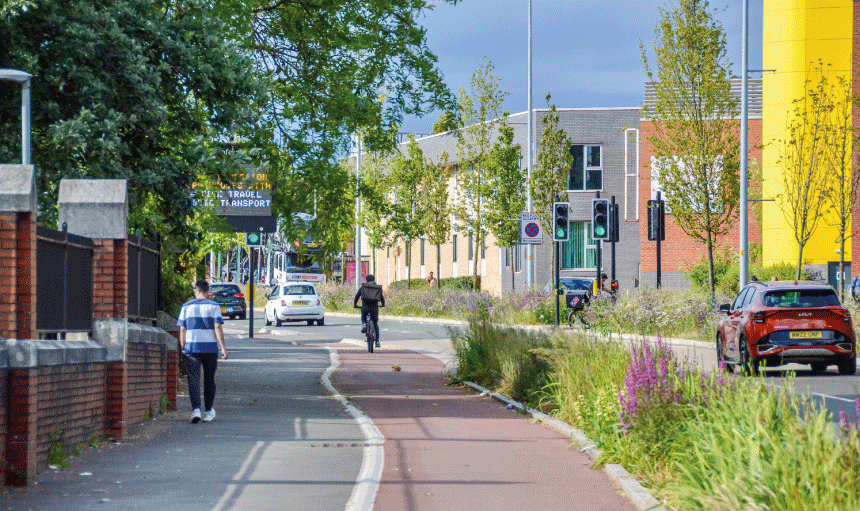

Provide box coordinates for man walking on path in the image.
[177,280,228,423]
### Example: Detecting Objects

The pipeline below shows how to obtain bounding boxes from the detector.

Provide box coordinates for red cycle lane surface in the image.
[331,347,638,511]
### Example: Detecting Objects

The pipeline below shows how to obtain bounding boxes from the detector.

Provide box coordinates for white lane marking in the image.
[323,347,384,511]
[210,441,265,511]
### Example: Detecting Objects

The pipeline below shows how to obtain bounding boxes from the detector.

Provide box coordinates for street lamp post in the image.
[526,0,534,289]
[739,0,750,289]
[0,69,33,165]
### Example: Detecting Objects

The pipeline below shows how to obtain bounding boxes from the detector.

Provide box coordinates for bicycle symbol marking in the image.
[524,222,539,237]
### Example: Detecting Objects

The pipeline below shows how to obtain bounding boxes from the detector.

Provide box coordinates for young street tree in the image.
[485,122,525,291]
[532,97,573,284]
[641,0,740,303]
[421,151,452,289]
[822,74,858,300]
[778,64,837,281]
[455,58,509,291]
[358,150,396,276]
[389,138,428,288]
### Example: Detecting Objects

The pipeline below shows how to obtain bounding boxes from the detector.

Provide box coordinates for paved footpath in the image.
[331,345,638,511]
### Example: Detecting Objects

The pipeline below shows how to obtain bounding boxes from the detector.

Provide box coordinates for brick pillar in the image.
[0,212,36,341]
[104,362,128,440]
[6,369,37,486]
[93,239,128,321]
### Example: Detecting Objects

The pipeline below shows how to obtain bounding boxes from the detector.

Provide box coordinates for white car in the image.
[264,282,325,327]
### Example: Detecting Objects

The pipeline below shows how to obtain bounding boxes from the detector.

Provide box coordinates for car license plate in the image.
[225,306,233,313]
[293,301,309,306]
[220,306,227,313]
[790,331,822,339]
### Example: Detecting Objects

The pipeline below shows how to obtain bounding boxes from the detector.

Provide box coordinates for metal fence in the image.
[36,224,94,335]
[128,234,160,324]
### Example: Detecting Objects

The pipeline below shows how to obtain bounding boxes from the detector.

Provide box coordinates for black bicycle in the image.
[364,311,377,353]
[355,306,378,353]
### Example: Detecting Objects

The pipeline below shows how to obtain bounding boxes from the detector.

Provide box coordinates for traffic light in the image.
[245,231,262,247]
[592,198,610,240]
[611,202,620,243]
[552,202,569,242]
[647,200,665,241]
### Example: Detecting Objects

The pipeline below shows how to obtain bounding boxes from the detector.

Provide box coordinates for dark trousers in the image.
[361,307,380,341]
[184,352,218,411]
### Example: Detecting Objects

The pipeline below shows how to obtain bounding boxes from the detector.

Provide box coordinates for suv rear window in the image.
[211,285,241,295]
[763,289,840,308]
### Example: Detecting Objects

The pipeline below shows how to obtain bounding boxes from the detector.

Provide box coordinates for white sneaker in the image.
[203,409,216,422]
[190,408,202,424]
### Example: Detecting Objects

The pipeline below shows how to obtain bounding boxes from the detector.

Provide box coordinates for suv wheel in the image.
[739,336,759,376]
[716,332,733,373]
[838,357,857,376]
[317,318,325,326]
[810,362,827,373]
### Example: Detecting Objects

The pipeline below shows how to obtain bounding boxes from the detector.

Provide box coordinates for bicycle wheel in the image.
[365,314,374,353]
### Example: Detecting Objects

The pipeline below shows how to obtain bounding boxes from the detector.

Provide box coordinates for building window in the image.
[505,247,510,267]
[561,222,598,269]
[420,238,425,265]
[568,145,602,191]
[468,234,473,261]
[453,234,458,263]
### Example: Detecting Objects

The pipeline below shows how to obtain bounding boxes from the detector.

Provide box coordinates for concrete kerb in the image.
[322,347,384,511]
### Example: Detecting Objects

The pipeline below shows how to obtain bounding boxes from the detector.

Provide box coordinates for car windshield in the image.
[560,279,591,291]
[763,289,840,308]
[285,285,315,295]
[211,285,240,295]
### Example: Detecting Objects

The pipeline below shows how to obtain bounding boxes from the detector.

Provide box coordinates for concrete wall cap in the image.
[0,164,36,213]
[58,179,127,204]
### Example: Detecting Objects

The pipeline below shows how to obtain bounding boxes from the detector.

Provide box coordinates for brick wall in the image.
[638,119,764,284]
[35,364,106,471]
[126,342,168,423]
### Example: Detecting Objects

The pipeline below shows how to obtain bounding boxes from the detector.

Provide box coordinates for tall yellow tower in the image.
[762,0,853,270]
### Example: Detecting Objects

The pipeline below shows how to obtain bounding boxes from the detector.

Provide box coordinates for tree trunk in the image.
[472,233,481,291]
[406,240,411,288]
[706,234,716,307]
[436,244,442,291]
[510,247,516,293]
[796,242,804,281]
[839,234,846,301]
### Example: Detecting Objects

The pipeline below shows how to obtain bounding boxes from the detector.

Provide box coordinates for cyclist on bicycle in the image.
[353,274,385,347]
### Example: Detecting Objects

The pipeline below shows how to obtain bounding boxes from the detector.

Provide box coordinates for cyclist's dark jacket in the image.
[353,282,385,311]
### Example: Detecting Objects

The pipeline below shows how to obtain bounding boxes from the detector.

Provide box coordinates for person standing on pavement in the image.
[354,274,385,347]
[426,271,436,287]
[177,280,228,424]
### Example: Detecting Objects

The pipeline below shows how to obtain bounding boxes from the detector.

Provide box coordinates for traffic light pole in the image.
[249,247,255,339]
[555,240,560,325]
[595,191,601,286]
[610,195,616,285]
[656,191,662,289]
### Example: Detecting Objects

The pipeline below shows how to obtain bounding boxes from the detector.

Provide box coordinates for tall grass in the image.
[451,319,860,509]
[449,317,551,406]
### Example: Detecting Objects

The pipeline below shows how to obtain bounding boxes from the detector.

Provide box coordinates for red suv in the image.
[716,281,856,375]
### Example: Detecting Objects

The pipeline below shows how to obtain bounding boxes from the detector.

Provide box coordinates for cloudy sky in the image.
[399,0,764,134]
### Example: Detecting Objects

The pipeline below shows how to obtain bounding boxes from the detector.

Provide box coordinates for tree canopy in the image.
[0,0,265,236]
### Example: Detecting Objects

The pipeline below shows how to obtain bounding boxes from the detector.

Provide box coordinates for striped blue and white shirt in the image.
[177,298,224,353]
